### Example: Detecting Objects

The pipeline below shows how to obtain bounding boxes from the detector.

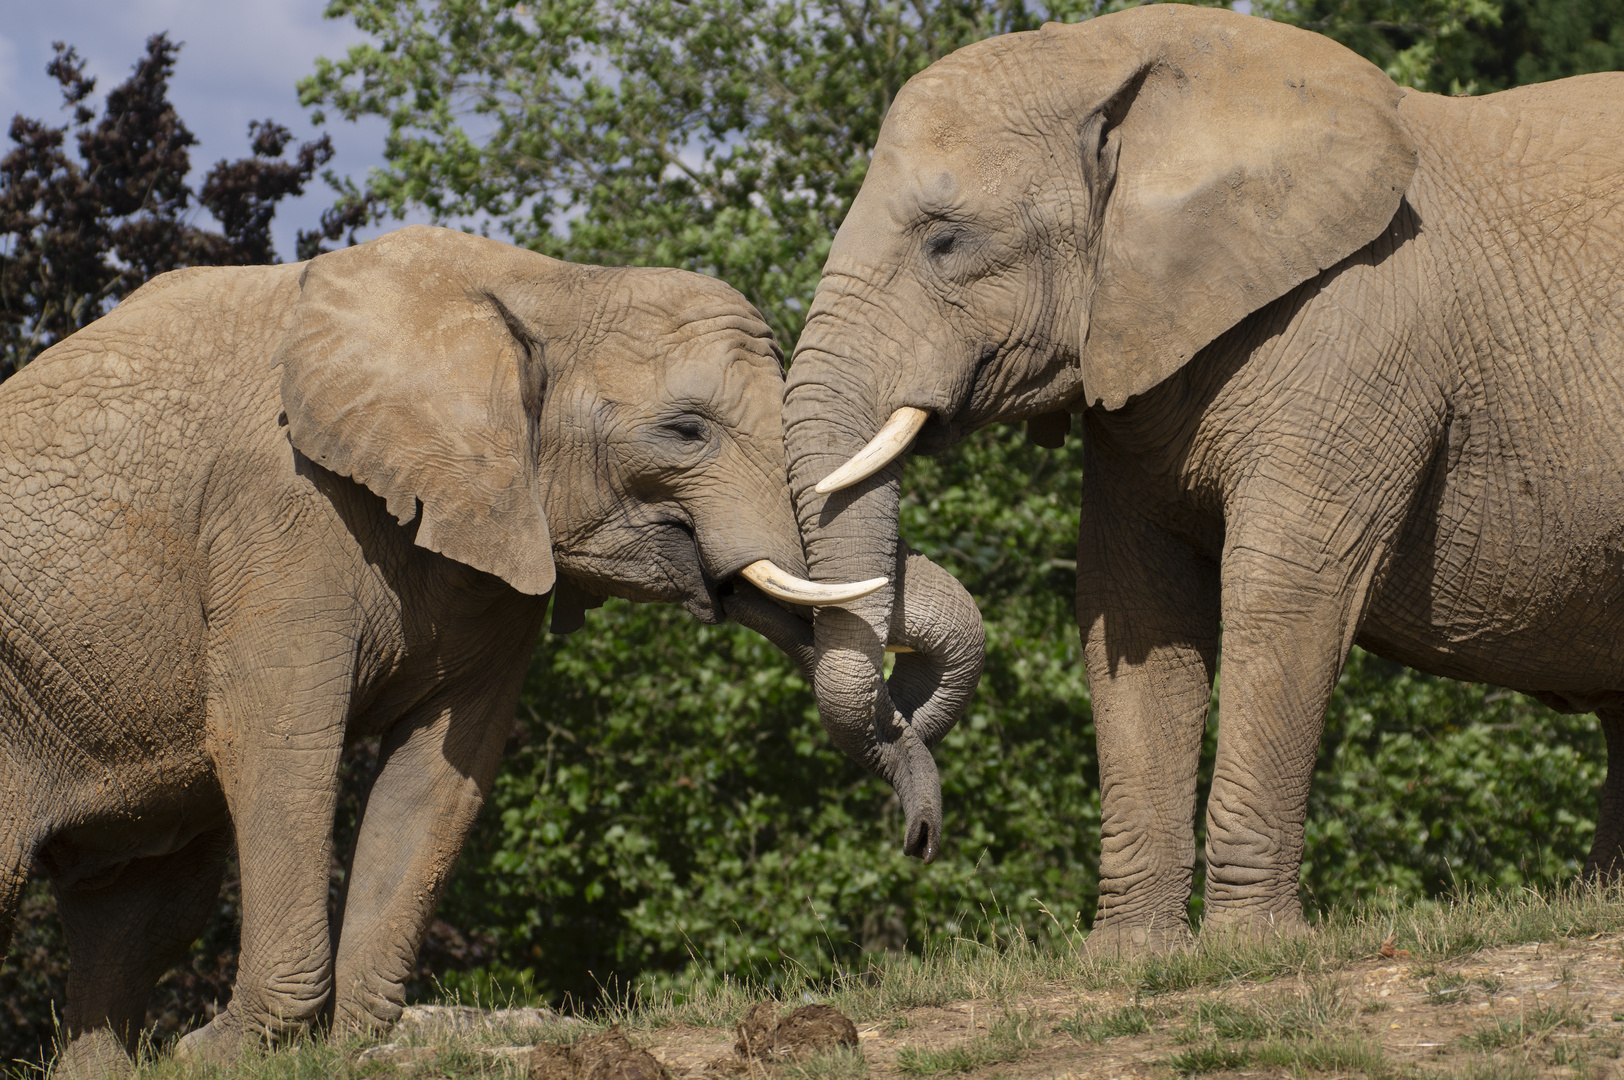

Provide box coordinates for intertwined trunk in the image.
[781,322,984,860]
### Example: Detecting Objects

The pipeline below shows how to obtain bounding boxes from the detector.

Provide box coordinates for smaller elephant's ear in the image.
[277,225,556,595]
[1055,7,1418,409]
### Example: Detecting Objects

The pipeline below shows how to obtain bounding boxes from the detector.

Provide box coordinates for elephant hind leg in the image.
[53,824,232,1071]
[1585,707,1624,880]
[0,801,37,961]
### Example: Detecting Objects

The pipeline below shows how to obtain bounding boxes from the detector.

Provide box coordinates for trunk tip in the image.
[903,817,940,863]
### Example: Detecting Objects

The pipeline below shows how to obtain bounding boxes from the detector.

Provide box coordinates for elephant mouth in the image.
[559,519,885,627]
[555,520,721,620]
[659,519,725,622]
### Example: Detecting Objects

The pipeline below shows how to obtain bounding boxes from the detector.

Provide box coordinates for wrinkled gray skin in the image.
[0,225,939,1073]
[787,3,1624,953]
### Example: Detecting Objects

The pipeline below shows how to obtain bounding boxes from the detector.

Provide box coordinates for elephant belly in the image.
[1360,459,1624,696]
[0,592,217,854]
[33,769,227,889]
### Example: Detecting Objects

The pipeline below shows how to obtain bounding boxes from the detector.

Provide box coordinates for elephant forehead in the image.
[616,267,774,335]
[664,353,783,431]
[885,41,1036,144]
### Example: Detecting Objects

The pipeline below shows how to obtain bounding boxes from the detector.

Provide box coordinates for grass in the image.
[1165,1041,1252,1074]
[1169,1034,1390,1077]
[10,881,1624,1078]
[1463,999,1586,1049]
[894,1009,1046,1076]
[783,1045,869,1080]
[1423,971,1473,1005]
[1054,1002,1153,1042]
[1174,980,1349,1043]
[1160,981,1374,1076]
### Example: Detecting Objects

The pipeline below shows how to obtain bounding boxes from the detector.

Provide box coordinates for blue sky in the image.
[0,0,419,260]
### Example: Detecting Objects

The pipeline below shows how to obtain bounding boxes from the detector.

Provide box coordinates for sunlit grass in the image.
[8,880,1624,1078]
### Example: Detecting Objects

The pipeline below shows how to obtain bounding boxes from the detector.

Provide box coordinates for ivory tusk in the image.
[885,644,916,654]
[813,407,930,494]
[740,560,887,606]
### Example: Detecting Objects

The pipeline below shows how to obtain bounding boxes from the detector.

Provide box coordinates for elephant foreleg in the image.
[1198,538,1387,938]
[330,682,520,1035]
[1078,487,1220,956]
[177,625,358,1060]
[1585,706,1624,880]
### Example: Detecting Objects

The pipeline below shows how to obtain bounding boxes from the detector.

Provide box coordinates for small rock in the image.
[397,1004,571,1037]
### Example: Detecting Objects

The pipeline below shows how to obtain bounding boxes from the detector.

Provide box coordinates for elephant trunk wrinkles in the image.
[784,339,985,862]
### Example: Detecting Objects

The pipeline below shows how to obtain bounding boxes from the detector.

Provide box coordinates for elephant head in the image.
[277,225,878,632]
[785,5,1417,847]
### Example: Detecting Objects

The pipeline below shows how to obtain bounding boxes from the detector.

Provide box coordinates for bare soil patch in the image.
[620,934,1624,1080]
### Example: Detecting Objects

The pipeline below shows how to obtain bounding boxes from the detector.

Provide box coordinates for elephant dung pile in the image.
[733,1002,859,1061]
[524,1002,859,1080]
[530,1029,674,1080]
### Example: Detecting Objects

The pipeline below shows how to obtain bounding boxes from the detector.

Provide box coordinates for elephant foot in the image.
[1082,917,1193,960]
[54,1028,134,1080]
[174,1008,254,1064]
[331,995,403,1042]
[1198,902,1311,945]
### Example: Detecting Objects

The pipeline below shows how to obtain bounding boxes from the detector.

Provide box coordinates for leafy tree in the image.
[0,34,355,378]
[1257,0,1624,91]
[6,0,1620,1055]
[297,0,1119,345]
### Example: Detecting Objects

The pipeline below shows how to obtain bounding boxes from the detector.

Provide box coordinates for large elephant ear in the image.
[278,225,556,595]
[1052,6,1418,410]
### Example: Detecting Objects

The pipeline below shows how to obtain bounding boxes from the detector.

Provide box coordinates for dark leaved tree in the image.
[0,33,367,380]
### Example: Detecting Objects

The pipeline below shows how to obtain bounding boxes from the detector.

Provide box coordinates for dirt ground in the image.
[625,933,1624,1080]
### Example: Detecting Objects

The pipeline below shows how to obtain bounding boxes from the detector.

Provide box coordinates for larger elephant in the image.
[0,225,978,1070]
[785,4,1624,951]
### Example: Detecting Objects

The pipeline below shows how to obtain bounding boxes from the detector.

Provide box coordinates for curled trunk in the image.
[777,349,985,859]
[727,546,982,862]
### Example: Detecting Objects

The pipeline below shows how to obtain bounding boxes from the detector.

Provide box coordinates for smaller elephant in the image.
[0,225,935,1070]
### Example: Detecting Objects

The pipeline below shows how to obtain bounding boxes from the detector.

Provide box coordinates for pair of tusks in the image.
[736,407,930,609]
[813,407,930,495]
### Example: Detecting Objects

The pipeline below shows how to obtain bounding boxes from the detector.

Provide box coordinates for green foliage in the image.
[1258,0,1624,93]
[7,0,1624,1059]
[297,0,1623,1013]
[0,36,337,377]
[1303,650,1606,904]
[429,423,1608,1006]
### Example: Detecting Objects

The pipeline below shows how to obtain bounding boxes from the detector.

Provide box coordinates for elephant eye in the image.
[925,229,959,258]
[660,417,708,442]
